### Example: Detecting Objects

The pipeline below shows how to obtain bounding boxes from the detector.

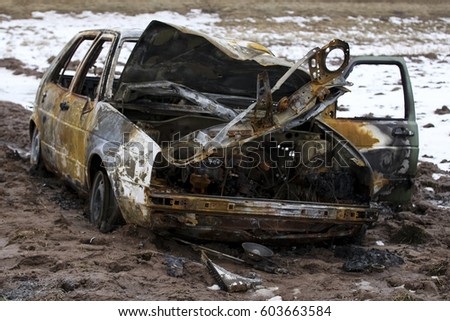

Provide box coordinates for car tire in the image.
[89,169,121,233]
[30,126,44,173]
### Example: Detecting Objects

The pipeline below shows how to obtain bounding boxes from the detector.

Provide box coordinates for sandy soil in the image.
[1,0,450,301]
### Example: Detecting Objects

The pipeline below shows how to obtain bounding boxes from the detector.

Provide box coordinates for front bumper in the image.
[146,193,378,242]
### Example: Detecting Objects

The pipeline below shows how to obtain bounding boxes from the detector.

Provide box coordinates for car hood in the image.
[115,20,310,101]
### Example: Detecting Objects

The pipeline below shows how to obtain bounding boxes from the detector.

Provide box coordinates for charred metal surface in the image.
[118,21,310,101]
[116,81,238,121]
[30,20,418,243]
[253,71,274,128]
[308,39,350,85]
[147,192,377,242]
[320,58,418,203]
[157,38,351,167]
[203,253,262,292]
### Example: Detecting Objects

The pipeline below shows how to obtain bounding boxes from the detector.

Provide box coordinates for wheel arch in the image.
[88,153,104,189]
[87,152,123,232]
[29,120,37,141]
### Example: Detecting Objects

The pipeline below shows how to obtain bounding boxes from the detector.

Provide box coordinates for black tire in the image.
[30,126,45,173]
[89,169,121,233]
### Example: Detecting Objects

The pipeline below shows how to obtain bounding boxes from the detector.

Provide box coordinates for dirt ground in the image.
[1,0,450,301]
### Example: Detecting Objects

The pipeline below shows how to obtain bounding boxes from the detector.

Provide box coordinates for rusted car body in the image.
[29,21,418,242]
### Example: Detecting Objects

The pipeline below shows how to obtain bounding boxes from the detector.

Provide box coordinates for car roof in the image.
[76,28,143,40]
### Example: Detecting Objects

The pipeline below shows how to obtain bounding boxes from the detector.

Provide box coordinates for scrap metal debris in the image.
[202,252,262,293]
[175,238,287,274]
[174,238,246,264]
[242,242,274,260]
[6,144,30,160]
[242,242,288,274]
[172,238,288,292]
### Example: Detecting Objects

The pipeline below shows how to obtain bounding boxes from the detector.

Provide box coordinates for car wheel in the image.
[30,126,45,173]
[89,169,121,233]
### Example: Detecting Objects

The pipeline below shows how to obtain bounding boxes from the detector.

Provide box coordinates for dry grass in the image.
[0,0,449,19]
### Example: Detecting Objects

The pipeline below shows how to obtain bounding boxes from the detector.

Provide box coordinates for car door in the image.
[36,33,98,173]
[53,34,116,188]
[319,57,419,204]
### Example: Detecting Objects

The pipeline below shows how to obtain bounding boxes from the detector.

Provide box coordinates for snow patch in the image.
[253,286,279,299]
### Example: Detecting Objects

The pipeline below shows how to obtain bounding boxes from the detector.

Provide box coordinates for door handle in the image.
[392,127,414,137]
[60,101,70,111]
[41,91,47,104]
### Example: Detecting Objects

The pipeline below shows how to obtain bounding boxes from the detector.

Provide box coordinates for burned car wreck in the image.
[30,21,418,242]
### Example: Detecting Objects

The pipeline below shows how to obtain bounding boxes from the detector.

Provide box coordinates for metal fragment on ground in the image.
[202,252,262,292]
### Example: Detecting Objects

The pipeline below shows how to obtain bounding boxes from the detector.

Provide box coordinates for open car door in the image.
[320,57,419,204]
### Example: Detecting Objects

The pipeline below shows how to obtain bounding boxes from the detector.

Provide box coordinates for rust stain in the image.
[322,119,380,148]
[372,171,389,195]
[55,94,94,186]
[245,41,272,54]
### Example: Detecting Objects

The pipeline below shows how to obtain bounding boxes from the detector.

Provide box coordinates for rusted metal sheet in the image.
[320,119,381,148]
